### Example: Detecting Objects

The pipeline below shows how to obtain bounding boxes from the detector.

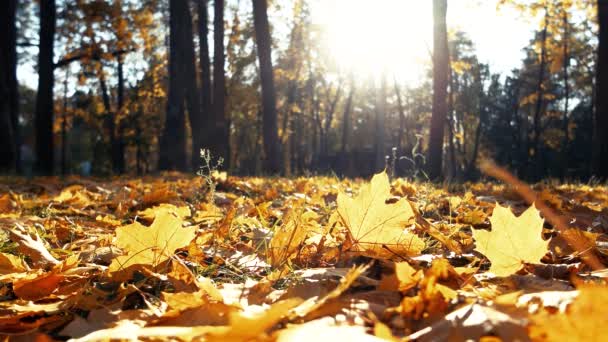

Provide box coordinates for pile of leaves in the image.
[1,171,607,341]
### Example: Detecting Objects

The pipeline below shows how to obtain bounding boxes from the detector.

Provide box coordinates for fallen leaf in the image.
[109,211,196,272]
[337,171,425,259]
[473,204,549,277]
[7,223,60,268]
[13,271,64,300]
[529,285,608,341]
[0,252,28,273]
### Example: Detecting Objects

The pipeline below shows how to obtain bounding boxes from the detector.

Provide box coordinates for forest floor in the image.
[0,171,607,341]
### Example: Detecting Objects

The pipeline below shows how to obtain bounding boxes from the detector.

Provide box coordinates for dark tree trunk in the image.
[34,0,56,175]
[320,80,342,169]
[0,0,19,172]
[561,9,570,179]
[210,0,229,168]
[530,9,549,180]
[466,69,484,176]
[114,56,126,174]
[159,0,190,171]
[198,0,212,156]
[61,73,68,175]
[594,0,608,179]
[428,0,449,180]
[96,63,117,174]
[374,74,387,172]
[181,0,201,171]
[252,0,280,174]
[341,80,355,154]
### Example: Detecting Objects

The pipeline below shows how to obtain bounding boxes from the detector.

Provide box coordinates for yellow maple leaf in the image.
[337,171,424,259]
[473,204,549,277]
[109,211,196,272]
[529,285,608,341]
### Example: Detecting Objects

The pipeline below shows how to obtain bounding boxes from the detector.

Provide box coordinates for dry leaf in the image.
[529,285,608,341]
[109,211,196,272]
[337,171,425,259]
[7,223,60,268]
[473,204,549,277]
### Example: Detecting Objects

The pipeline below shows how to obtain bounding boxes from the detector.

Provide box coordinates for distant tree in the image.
[0,0,19,172]
[34,0,56,175]
[374,75,387,172]
[595,0,608,179]
[198,0,213,167]
[210,0,229,168]
[252,0,280,174]
[428,0,449,180]
[159,0,187,170]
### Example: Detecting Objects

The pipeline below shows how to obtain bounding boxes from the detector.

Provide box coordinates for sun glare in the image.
[312,0,432,83]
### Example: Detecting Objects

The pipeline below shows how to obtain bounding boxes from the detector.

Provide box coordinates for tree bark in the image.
[198,0,213,157]
[211,0,229,168]
[159,0,189,171]
[252,0,280,174]
[374,74,387,172]
[561,9,570,179]
[34,0,56,175]
[595,0,608,179]
[427,0,449,180]
[530,9,548,180]
[0,0,19,172]
[181,0,202,171]
[114,56,126,174]
[340,80,355,154]
[61,72,68,175]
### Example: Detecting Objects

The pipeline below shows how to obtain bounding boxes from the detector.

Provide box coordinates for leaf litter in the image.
[0,171,607,340]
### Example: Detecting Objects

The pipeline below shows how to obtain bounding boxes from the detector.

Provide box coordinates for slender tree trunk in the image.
[34,0,56,175]
[394,78,406,153]
[320,80,342,169]
[561,9,570,179]
[198,0,212,154]
[0,0,19,172]
[252,0,280,174]
[374,74,387,172]
[210,0,229,168]
[341,80,355,155]
[428,0,449,180]
[181,1,201,171]
[61,72,68,175]
[114,56,126,173]
[159,0,189,171]
[467,69,484,176]
[595,0,608,179]
[531,9,548,180]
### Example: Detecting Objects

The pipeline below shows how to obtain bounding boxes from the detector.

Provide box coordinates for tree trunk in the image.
[159,0,189,171]
[181,0,201,171]
[61,73,68,175]
[0,0,19,172]
[427,0,449,180]
[210,0,229,168]
[341,80,355,155]
[374,74,387,173]
[561,9,570,179]
[198,0,212,157]
[114,56,126,174]
[466,69,484,176]
[595,0,608,179]
[530,9,548,180]
[34,0,56,175]
[252,0,280,174]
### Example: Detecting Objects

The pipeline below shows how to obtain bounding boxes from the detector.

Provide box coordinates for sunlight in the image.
[312,0,432,83]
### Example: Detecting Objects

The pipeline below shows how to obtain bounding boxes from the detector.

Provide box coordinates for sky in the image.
[310,0,534,84]
[17,0,535,89]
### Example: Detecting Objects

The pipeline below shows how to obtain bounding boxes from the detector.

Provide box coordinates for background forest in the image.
[1,0,607,181]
